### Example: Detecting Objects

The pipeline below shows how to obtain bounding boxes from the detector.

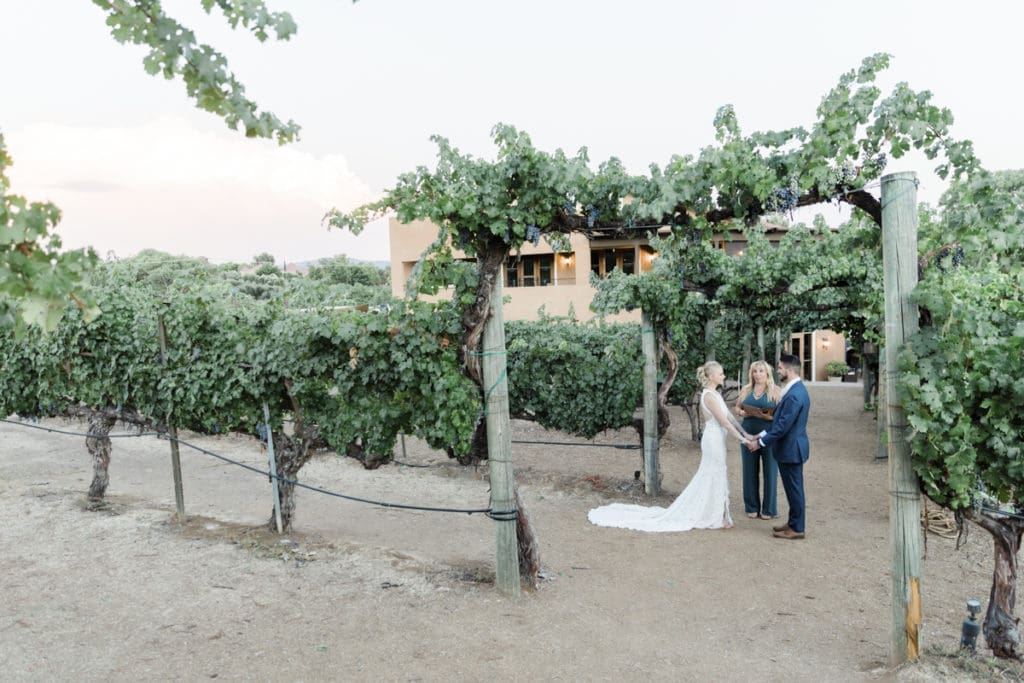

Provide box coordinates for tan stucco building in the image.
[388,217,848,381]
[388,218,658,324]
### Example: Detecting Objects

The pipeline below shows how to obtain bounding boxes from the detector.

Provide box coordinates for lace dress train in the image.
[587,389,732,532]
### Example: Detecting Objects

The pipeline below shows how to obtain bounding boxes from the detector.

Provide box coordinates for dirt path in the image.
[0,385,1012,680]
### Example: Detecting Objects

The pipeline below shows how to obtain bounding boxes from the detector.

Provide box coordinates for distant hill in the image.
[284,256,389,273]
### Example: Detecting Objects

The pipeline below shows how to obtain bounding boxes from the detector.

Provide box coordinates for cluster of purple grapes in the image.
[256,422,269,441]
[23,401,59,420]
[837,160,858,184]
[586,205,601,228]
[676,263,687,290]
[525,224,541,246]
[766,187,798,214]
[934,245,965,272]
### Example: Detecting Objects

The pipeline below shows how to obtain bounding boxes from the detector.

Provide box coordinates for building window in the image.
[506,259,519,288]
[506,254,554,287]
[590,248,636,278]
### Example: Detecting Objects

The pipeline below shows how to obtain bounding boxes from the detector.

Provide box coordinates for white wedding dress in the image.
[588,389,732,531]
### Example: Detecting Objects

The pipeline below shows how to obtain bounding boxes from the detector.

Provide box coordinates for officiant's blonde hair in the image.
[737,360,782,404]
[696,361,723,388]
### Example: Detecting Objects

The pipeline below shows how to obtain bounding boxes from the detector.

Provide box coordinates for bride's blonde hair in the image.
[696,361,722,388]
[738,360,782,404]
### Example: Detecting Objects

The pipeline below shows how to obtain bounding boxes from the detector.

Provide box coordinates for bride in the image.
[588,361,751,532]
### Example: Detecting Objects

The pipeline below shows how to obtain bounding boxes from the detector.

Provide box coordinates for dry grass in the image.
[897,645,1024,681]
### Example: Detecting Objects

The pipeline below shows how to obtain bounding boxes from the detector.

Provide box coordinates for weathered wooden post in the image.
[641,310,660,496]
[757,325,766,361]
[157,312,185,520]
[881,170,923,664]
[481,277,521,596]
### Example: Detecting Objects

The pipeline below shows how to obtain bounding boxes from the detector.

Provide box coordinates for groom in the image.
[747,353,810,540]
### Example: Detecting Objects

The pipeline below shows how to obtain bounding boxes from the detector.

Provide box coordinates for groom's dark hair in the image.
[780,353,801,370]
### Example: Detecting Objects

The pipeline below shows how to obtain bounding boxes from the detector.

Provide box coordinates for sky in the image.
[1,0,1021,266]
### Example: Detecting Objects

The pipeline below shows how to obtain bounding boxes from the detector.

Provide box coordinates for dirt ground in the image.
[1,383,1021,681]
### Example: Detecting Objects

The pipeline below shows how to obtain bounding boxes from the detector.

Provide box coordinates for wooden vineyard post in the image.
[641,310,660,496]
[704,318,716,362]
[481,277,521,596]
[263,403,283,534]
[757,325,765,361]
[881,171,923,664]
[157,312,186,520]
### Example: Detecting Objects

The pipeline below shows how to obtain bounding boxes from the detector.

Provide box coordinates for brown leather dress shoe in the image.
[773,528,806,540]
[772,523,790,532]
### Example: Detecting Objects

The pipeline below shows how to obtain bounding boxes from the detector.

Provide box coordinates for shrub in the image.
[825,360,849,377]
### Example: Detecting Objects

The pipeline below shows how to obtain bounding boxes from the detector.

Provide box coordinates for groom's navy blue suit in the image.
[759,380,810,533]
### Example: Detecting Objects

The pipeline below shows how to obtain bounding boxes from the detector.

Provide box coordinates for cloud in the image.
[5,117,387,264]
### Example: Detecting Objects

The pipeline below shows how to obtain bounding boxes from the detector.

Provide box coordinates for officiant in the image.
[734,360,781,520]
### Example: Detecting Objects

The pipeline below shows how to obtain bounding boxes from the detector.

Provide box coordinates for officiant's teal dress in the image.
[739,391,778,517]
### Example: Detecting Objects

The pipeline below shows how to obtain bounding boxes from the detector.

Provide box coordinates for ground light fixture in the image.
[960,599,982,651]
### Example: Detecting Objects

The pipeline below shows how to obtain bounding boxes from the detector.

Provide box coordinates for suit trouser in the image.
[741,444,778,517]
[777,461,805,533]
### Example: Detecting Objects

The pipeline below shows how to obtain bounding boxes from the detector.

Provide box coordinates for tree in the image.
[252,252,277,265]
[307,254,389,287]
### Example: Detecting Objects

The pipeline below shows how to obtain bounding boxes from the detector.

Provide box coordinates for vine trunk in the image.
[86,412,117,500]
[965,509,1024,659]
[268,430,317,532]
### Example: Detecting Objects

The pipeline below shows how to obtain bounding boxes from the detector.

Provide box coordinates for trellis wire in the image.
[0,417,509,519]
[0,419,161,438]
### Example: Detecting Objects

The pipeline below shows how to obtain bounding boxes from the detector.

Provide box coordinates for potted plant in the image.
[825,360,849,382]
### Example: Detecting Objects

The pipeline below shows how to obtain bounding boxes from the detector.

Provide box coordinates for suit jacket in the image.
[760,380,810,464]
